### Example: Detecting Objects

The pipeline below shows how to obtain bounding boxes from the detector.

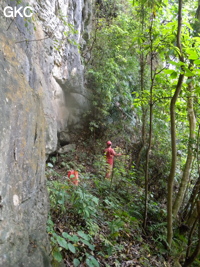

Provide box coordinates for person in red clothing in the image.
[104,141,121,179]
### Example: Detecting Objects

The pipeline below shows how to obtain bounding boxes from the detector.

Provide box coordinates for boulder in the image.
[58,144,76,154]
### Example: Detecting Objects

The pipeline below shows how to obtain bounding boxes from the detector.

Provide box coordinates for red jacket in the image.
[104,147,116,166]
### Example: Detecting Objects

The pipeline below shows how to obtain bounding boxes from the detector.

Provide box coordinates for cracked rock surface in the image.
[0,0,92,266]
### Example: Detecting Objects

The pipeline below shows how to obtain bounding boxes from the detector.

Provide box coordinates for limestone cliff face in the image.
[31,0,92,153]
[0,0,92,266]
[0,30,50,267]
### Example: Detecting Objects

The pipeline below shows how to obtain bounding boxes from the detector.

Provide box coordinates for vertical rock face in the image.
[0,0,92,266]
[31,0,92,153]
[0,32,50,267]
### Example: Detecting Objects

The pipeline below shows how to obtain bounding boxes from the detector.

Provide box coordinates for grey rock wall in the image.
[0,0,92,266]
[31,0,92,153]
[0,29,50,266]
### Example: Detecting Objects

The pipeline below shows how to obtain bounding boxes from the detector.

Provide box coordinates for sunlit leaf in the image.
[194,59,200,65]
[170,71,177,79]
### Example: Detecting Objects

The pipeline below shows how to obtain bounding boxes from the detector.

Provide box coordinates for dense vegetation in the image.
[47,0,200,266]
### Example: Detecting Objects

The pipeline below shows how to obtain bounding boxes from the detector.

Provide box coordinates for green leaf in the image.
[53,250,63,262]
[195,87,200,94]
[185,69,194,77]
[86,259,93,267]
[169,60,184,67]
[77,231,90,241]
[62,232,79,242]
[170,71,177,79]
[188,53,198,60]
[186,48,198,60]
[57,236,68,250]
[73,258,80,267]
[92,196,99,205]
[90,256,100,267]
[194,59,200,65]
[173,46,181,56]
[164,69,174,74]
[82,239,95,250]
[186,78,193,84]
[86,256,99,267]
[68,243,76,253]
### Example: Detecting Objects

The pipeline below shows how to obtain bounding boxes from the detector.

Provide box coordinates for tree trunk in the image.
[173,80,196,218]
[136,5,147,169]
[143,16,154,228]
[167,0,184,247]
[167,74,184,246]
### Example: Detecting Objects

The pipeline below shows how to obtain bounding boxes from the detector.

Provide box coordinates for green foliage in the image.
[70,186,99,225]
[47,217,98,266]
[84,1,138,130]
[46,151,146,265]
[47,0,200,265]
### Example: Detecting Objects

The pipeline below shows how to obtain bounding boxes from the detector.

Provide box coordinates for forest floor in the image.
[46,141,183,267]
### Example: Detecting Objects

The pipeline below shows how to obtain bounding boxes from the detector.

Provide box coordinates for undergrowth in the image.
[45,146,184,266]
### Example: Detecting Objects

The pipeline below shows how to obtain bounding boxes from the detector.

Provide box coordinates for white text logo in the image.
[4,6,33,18]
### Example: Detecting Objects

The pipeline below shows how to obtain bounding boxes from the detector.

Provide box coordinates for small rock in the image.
[58,144,76,154]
